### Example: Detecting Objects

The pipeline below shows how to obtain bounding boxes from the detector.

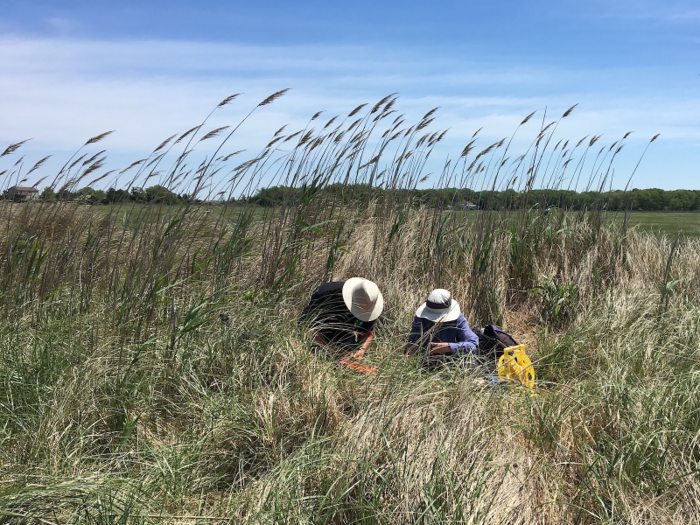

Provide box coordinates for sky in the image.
[0,0,699,191]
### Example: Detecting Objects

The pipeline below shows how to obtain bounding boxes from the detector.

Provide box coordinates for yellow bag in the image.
[497,344,535,390]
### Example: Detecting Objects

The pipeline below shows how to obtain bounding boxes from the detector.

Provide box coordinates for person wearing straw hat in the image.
[405,289,478,358]
[300,278,384,359]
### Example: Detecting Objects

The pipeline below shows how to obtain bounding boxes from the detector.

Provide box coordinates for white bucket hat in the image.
[415,289,460,322]
[342,277,384,322]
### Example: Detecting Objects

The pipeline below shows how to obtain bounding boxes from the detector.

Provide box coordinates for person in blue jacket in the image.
[406,289,479,357]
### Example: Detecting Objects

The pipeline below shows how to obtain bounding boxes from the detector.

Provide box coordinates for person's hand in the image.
[350,347,366,360]
[353,332,374,359]
[429,343,452,355]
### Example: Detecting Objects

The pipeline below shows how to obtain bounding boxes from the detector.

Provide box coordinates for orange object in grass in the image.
[339,357,378,375]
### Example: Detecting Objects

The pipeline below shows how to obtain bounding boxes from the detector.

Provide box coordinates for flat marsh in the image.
[620,211,700,238]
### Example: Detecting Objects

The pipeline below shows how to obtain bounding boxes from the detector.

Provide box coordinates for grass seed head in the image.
[562,104,578,118]
[258,88,290,107]
[1,139,32,157]
[85,131,114,146]
[218,93,241,107]
[520,111,536,126]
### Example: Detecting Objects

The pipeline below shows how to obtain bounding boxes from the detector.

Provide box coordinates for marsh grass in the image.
[0,93,698,523]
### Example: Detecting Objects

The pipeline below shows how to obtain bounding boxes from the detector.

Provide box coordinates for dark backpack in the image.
[473,325,519,361]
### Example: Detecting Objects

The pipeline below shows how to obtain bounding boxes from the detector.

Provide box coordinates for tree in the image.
[103,187,130,203]
[40,187,57,202]
[131,187,147,202]
[145,185,182,205]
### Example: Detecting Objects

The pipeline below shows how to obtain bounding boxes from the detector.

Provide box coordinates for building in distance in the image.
[458,200,478,210]
[6,186,39,202]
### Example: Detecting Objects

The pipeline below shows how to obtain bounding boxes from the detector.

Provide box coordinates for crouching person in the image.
[300,278,383,360]
[406,289,478,366]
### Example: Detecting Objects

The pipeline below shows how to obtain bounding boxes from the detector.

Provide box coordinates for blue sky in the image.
[1,0,698,190]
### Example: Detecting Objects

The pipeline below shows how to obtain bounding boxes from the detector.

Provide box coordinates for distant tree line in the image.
[33,185,191,205]
[244,185,700,212]
[20,183,700,211]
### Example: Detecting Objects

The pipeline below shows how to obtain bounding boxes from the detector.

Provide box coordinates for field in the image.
[621,211,700,239]
[1,95,699,524]
[69,204,700,239]
[452,210,700,240]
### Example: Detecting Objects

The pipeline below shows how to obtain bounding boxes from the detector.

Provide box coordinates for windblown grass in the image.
[0,93,697,524]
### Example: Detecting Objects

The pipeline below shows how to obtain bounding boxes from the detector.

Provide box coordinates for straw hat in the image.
[415,289,460,322]
[342,278,384,322]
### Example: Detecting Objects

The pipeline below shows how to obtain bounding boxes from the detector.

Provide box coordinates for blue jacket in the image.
[406,313,479,355]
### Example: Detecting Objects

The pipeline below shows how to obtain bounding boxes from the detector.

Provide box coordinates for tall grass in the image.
[0,93,698,524]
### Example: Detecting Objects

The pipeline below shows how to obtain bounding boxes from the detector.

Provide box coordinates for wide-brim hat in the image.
[415,288,460,322]
[342,277,384,322]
